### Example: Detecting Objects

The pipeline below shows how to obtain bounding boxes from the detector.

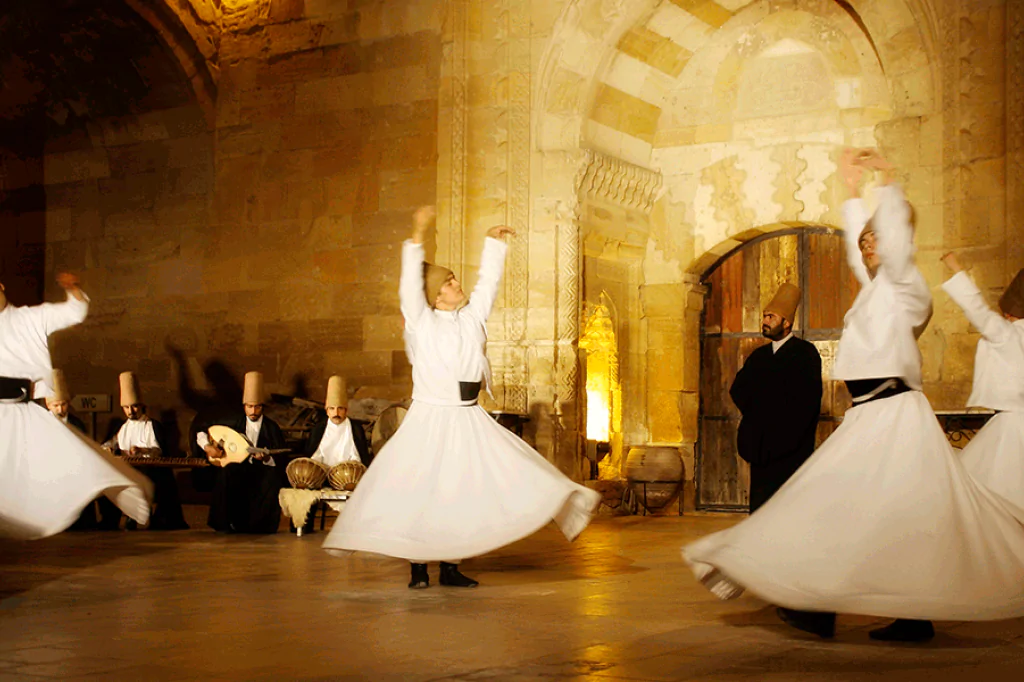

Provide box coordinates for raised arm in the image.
[941,254,1013,344]
[841,199,871,287]
[465,226,512,320]
[872,183,916,284]
[32,273,89,336]
[399,207,435,328]
[839,148,871,286]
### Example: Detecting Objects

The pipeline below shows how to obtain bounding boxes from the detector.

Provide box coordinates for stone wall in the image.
[6,0,1020,489]
[35,0,444,445]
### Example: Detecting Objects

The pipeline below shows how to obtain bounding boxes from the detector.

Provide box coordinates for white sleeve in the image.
[27,292,89,337]
[400,240,429,329]
[466,237,508,321]
[840,199,871,287]
[873,184,916,284]
[942,271,1013,345]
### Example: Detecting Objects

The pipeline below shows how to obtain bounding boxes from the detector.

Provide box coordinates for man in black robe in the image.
[198,371,288,534]
[730,283,822,512]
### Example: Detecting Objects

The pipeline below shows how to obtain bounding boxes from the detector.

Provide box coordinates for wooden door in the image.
[696,229,859,511]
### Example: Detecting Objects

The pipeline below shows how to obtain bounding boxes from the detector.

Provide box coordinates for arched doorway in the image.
[696,228,859,511]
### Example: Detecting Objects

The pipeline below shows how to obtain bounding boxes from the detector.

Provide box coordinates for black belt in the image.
[0,377,33,403]
[459,381,481,404]
[846,378,911,404]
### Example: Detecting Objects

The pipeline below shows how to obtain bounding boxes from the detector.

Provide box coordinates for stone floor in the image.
[2,512,1024,681]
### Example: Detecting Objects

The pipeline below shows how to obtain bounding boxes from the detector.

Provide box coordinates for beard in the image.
[761,321,787,341]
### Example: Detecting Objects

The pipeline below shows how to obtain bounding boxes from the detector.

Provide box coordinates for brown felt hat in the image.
[51,369,71,402]
[325,375,348,409]
[423,262,453,308]
[764,283,801,323]
[243,371,265,405]
[999,269,1024,319]
[119,371,141,407]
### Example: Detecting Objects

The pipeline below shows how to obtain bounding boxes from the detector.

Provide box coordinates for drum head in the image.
[371,405,407,455]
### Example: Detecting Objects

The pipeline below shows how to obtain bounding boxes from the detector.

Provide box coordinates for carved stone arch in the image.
[124,0,218,125]
[534,0,940,157]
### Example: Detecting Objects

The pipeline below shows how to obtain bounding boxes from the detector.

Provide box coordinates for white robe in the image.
[682,184,1024,621]
[943,271,1024,510]
[117,418,161,453]
[323,239,600,561]
[0,294,152,539]
[311,418,360,468]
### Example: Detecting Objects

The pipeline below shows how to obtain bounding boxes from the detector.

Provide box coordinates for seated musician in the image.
[197,371,287,534]
[47,369,98,531]
[102,372,189,530]
[305,375,371,468]
[45,369,86,433]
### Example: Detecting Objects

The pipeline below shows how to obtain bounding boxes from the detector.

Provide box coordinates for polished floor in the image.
[2,511,1024,681]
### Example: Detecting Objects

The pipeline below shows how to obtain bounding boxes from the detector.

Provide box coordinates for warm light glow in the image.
[586,388,611,442]
[580,296,619,455]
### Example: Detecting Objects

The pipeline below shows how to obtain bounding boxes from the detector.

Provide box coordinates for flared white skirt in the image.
[322,401,601,561]
[683,391,1024,621]
[959,411,1024,512]
[0,402,153,539]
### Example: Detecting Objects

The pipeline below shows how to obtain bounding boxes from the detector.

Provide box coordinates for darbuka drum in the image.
[328,461,367,491]
[371,404,408,454]
[287,457,328,490]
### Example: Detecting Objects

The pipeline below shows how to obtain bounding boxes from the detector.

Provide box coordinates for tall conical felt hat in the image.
[51,369,71,402]
[325,375,348,409]
[119,371,140,407]
[423,262,453,308]
[764,283,801,323]
[999,269,1024,319]
[243,371,265,405]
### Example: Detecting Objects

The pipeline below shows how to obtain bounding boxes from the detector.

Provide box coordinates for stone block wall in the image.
[35,0,444,446]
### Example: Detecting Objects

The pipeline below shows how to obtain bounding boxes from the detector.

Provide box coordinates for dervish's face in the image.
[326,405,348,425]
[434,273,465,310]
[761,312,789,341]
[124,404,146,420]
[47,398,69,418]
[859,230,880,278]
[0,282,7,311]
[244,403,263,421]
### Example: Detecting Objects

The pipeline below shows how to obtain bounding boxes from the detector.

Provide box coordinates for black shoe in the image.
[776,607,836,639]
[439,562,478,588]
[869,619,934,642]
[409,563,430,589]
[125,519,138,531]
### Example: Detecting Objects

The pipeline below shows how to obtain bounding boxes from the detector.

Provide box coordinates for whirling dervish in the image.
[683,148,1024,643]
[941,253,1024,511]
[322,206,601,589]
[0,273,152,539]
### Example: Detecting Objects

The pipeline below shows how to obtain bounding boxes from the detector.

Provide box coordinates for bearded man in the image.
[729,284,822,512]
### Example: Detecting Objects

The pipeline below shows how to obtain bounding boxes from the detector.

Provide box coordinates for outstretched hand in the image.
[940,251,964,274]
[56,272,79,290]
[840,148,867,196]
[411,206,436,244]
[486,225,515,241]
[56,272,86,302]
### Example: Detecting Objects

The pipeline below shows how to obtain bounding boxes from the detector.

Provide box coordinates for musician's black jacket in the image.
[730,336,822,512]
[67,413,87,434]
[303,418,372,466]
[203,413,287,534]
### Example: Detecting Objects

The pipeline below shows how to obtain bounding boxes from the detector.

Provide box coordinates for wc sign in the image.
[72,394,112,413]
